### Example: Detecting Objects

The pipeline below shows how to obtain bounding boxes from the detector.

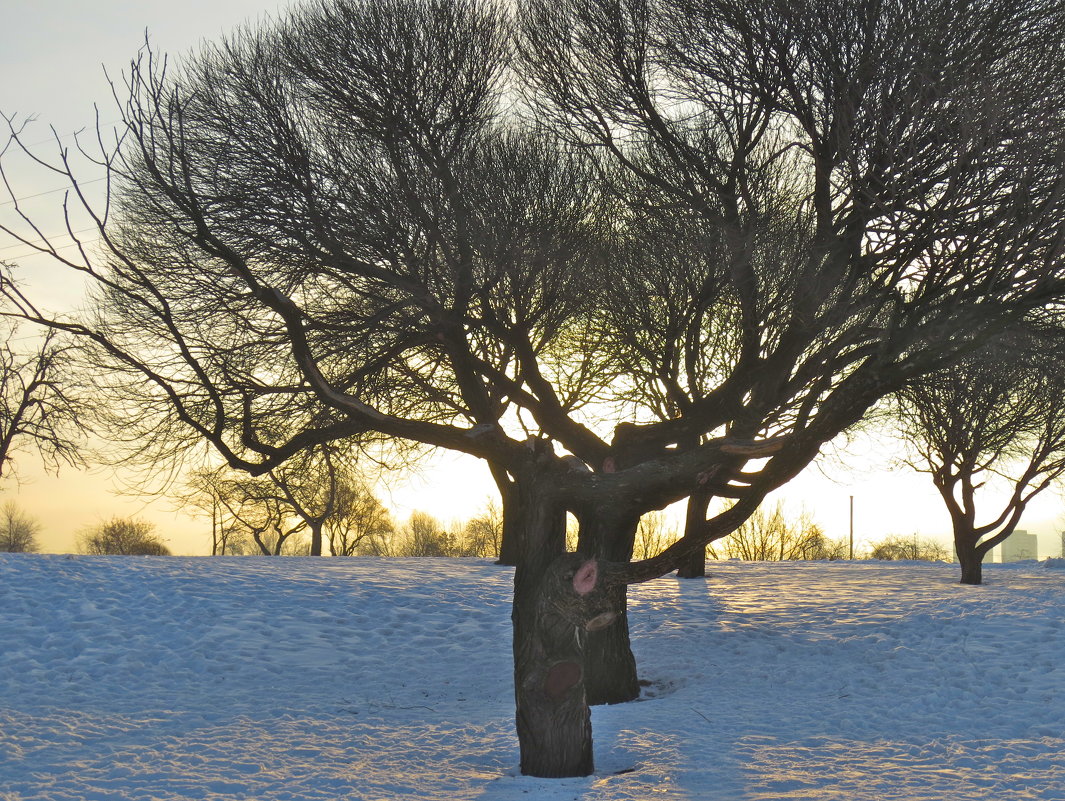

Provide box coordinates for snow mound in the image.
[1,555,1063,800]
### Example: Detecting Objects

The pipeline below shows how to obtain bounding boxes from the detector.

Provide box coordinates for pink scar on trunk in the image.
[573,559,598,595]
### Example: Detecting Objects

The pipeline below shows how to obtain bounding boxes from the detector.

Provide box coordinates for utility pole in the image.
[849,495,854,560]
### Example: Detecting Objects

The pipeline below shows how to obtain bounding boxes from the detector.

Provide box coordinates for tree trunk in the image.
[956,535,985,585]
[580,590,639,704]
[493,465,521,566]
[577,508,641,705]
[515,552,617,776]
[676,490,710,578]
[510,462,606,777]
[309,522,323,556]
[675,546,706,578]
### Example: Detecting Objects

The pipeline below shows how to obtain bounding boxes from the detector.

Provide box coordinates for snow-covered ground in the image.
[1,555,1063,801]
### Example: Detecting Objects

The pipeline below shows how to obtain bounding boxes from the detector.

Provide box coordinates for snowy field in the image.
[1,555,1063,801]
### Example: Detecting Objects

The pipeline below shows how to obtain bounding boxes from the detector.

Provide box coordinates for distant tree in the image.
[463,499,503,559]
[214,473,308,556]
[397,511,457,557]
[894,327,1065,584]
[326,480,395,556]
[79,517,170,555]
[869,535,948,563]
[632,511,679,562]
[183,450,387,556]
[183,468,251,555]
[0,501,40,552]
[0,313,84,479]
[709,503,843,561]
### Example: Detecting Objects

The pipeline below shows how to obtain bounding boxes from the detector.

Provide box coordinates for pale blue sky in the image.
[2,1,290,134]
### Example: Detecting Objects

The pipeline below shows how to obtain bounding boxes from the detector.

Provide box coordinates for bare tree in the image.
[463,498,503,558]
[894,327,1065,584]
[869,535,948,563]
[521,0,1065,719]
[212,472,308,556]
[632,511,679,562]
[0,312,84,479]
[2,0,1065,778]
[182,468,251,555]
[707,502,842,561]
[79,517,170,555]
[326,480,395,556]
[0,501,40,552]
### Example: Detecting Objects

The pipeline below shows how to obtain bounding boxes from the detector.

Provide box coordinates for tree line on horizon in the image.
[3,0,1065,778]
[0,489,950,565]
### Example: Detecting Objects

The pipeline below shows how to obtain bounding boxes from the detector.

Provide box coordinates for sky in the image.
[1,1,1063,557]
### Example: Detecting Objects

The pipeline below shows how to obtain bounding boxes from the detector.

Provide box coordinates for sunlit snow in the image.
[1,555,1063,800]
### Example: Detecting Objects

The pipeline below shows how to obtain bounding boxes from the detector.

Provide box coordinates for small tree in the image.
[463,499,504,559]
[183,468,251,555]
[0,316,84,479]
[326,481,395,556]
[79,517,170,555]
[708,503,842,561]
[0,501,40,552]
[397,511,457,557]
[895,327,1065,584]
[869,535,948,562]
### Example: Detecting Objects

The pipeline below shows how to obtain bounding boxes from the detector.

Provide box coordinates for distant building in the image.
[1001,530,1038,562]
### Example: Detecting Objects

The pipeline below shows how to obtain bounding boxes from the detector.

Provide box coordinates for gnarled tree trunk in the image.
[515,552,618,776]
[510,458,623,777]
[576,506,641,705]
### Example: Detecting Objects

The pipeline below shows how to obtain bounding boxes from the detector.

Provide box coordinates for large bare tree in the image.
[518,0,1065,715]
[2,0,1065,778]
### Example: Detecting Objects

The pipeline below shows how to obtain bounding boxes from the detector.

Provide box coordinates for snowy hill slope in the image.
[1,555,1062,800]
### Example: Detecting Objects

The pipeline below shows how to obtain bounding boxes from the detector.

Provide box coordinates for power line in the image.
[15,120,125,151]
[0,177,107,207]
[1,236,103,262]
[0,226,101,255]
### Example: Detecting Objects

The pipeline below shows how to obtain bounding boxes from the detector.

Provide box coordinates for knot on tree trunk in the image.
[536,554,619,652]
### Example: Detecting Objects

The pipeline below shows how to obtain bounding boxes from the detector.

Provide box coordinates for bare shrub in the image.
[79,518,170,556]
[0,502,40,552]
[869,536,948,562]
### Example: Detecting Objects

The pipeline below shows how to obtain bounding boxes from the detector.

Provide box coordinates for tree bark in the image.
[493,465,521,566]
[511,459,612,777]
[580,589,639,705]
[675,547,706,578]
[955,534,985,585]
[676,489,712,578]
[577,507,641,705]
[515,552,617,777]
